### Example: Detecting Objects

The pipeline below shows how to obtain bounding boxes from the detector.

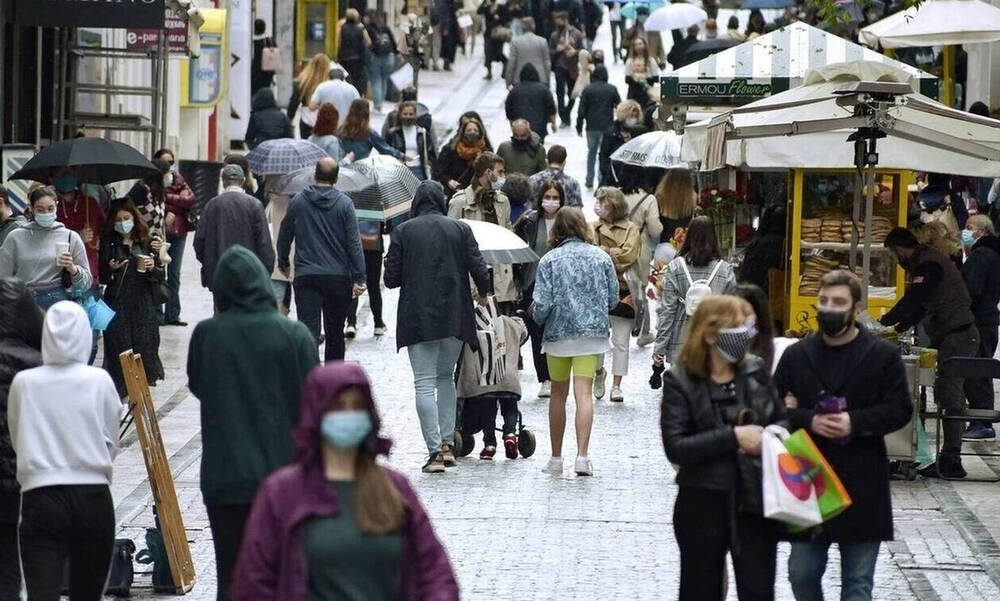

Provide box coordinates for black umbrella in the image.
[681,38,741,66]
[8,138,159,185]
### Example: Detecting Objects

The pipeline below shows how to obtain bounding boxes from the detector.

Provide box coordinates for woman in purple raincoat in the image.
[232,363,459,601]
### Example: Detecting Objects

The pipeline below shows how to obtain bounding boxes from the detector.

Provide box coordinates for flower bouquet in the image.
[698,187,740,249]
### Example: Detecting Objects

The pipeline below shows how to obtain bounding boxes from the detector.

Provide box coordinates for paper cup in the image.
[55,242,70,264]
[136,254,150,273]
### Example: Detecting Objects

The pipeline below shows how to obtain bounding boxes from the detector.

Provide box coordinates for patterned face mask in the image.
[714,321,758,364]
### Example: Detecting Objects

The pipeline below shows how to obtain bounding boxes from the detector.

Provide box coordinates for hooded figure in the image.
[187,246,319,601]
[245,88,294,149]
[8,300,120,600]
[504,64,558,142]
[384,181,492,351]
[233,363,459,601]
[0,278,42,598]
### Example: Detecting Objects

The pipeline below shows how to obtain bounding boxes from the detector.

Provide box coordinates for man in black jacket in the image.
[497,120,548,177]
[384,181,491,473]
[245,88,292,150]
[277,158,367,362]
[194,165,275,293]
[576,65,620,189]
[505,64,557,142]
[775,270,912,601]
[881,226,977,478]
[960,214,1000,440]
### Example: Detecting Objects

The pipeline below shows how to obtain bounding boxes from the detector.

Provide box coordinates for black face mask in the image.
[816,308,852,338]
[463,132,481,144]
[512,137,530,148]
[400,117,417,127]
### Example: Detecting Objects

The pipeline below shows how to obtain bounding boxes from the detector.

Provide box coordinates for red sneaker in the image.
[480,446,496,460]
[503,434,518,459]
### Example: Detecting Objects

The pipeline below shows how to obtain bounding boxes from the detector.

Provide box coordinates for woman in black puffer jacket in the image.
[0,277,44,597]
[661,294,785,601]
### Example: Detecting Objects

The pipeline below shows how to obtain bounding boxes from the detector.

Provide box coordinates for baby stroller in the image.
[452,299,537,459]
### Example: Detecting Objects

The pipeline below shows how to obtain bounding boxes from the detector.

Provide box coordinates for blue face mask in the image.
[34,212,57,228]
[961,229,976,247]
[115,219,134,235]
[54,174,77,193]
[320,410,373,450]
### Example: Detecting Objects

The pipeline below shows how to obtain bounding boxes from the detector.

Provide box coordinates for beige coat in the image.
[594,218,641,291]
[625,191,663,281]
[447,186,518,302]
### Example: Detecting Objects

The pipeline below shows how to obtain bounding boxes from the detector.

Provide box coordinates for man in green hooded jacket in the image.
[187,245,319,601]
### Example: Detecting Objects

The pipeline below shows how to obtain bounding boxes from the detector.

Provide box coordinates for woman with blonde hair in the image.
[599,99,645,187]
[661,294,784,601]
[533,207,618,477]
[624,36,660,104]
[593,187,640,402]
[655,169,696,244]
[287,53,331,138]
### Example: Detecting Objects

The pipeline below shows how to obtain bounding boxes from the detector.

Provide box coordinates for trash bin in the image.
[177,160,224,208]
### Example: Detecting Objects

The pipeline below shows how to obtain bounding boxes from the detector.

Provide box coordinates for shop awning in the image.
[660,22,939,105]
[859,0,1000,49]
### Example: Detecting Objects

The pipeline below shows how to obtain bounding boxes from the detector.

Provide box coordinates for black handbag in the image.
[151,279,170,305]
[62,538,135,597]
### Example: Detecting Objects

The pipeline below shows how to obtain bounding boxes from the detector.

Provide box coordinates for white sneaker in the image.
[637,332,655,348]
[345,325,357,339]
[575,456,594,476]
[538,381,551,398]
[593,368,607,399]
[610,387,624,403]
[542,457,563,475]
[373,326,387,337]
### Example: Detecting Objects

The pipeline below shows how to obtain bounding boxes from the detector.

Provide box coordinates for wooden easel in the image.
[120,350,197,594]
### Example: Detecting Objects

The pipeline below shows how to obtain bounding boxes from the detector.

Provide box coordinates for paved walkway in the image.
[107,21,1000,601]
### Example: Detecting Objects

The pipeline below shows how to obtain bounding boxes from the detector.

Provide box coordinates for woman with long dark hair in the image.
[436,116,493,196]
[513,180,568,398]
[478,0,510,79]
[233,363,459,600]
[661,294,784,601]
[337,99,404,162]
[99,198,165,396]
[653,215,736,365]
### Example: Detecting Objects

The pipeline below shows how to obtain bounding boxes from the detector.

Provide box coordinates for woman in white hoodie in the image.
[8,300,121,600]
[0,186,93,309]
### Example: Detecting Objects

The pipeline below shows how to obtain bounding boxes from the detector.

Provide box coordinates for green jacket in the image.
[188,245,319,505]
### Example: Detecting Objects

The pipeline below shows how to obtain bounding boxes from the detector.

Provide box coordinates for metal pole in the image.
[159,35,168,151]
[150,32,161,155]
[850,137,863,272]
[861,141,877,308]
[35,27,42,145]
[11,26,20,143]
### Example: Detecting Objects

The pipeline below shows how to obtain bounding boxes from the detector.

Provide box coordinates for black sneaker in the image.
[919,458,968,479]
[163,319,188,327]
[422,453,445,473]
[441,443,457,467]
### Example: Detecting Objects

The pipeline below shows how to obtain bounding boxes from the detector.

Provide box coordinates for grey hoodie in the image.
[277,184,366,282]
[0,220,93,291]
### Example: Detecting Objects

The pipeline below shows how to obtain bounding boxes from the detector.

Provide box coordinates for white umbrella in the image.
[859,0,1000,48]
[460,219,539,264]
[644,3,708,32]
[610,130,689,170]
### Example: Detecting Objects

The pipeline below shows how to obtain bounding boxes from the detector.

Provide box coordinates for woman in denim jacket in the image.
[532,206,618,477]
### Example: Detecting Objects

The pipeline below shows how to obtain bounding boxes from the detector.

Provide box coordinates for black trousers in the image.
[965,323,998,422]
[462,394,519,446]
[554,67,577,124]
[0,491,18,601]
[936,326,980,455]
[294,274,353,362]
[673,487,777,601]
[523,311,550,383]
[206,503,252,601]
[19,485,115,601]
[349,250,384,328]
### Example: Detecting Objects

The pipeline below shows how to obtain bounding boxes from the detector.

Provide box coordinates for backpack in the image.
[679,257,724,316]
[373,31,394,55]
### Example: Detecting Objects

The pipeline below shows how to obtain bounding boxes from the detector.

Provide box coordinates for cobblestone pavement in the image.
[105,22,1000,601]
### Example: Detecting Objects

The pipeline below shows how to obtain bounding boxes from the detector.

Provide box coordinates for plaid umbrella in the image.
[337,154,420,223]
[245,139,327,176]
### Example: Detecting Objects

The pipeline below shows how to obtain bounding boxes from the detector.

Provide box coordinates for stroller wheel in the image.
[517,428,536,458]
[455,430,475,457]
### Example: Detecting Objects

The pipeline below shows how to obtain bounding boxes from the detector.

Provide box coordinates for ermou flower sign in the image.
[14,0,166,28]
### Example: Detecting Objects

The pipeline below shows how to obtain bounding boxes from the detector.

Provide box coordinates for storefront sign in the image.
[661,77,789,106]
[14,0,166,28]
[180,8,227,108]
[126,8,188,54]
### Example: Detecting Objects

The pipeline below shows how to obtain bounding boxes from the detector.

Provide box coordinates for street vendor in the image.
[880,226,977,479]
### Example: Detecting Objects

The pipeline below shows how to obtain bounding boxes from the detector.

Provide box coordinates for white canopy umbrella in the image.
[460,219,539,264]
[644,3,707,32]
[610,130,689,169]
[859,0,1000,48]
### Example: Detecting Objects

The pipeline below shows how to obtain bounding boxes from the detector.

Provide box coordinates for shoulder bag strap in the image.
[705,260,724,285]
[679,257,694,286]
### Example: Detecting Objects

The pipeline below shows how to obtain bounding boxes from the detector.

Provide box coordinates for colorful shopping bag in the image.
[761,426,823,528]
[783,428,853,522]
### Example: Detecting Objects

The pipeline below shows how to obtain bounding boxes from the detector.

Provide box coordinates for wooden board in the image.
[120,350,196,594]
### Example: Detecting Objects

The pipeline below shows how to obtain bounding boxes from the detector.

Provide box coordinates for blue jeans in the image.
[369,53,396,109]
[789,540,881,601]
[407,337,463,454]
[408,164,427,181]
[164,233,185,322]
[35,286,100,363]
[585,130,603,187]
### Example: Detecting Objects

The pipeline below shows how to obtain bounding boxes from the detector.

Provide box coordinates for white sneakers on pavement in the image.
[542,457,563,475]
[610,387,624,402]
[575,456,593,476]
[538,381,551,398]
[593,369,607,399]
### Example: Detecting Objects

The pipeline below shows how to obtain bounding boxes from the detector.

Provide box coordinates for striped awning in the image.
[661,22,938,105]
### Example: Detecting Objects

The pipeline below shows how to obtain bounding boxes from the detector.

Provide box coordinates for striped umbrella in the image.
[245,138,327,176]
[337,154,419,223]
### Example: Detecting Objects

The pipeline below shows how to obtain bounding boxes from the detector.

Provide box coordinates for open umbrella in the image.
[8,138,159,185]
[610,130,688,170]
[245,138,327,176]
[337,154,420,223]
[621,0,666,21]
[273,166,315,197]
[644,3,707,32]
[460,219,539,264]
[741,0,795,8]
